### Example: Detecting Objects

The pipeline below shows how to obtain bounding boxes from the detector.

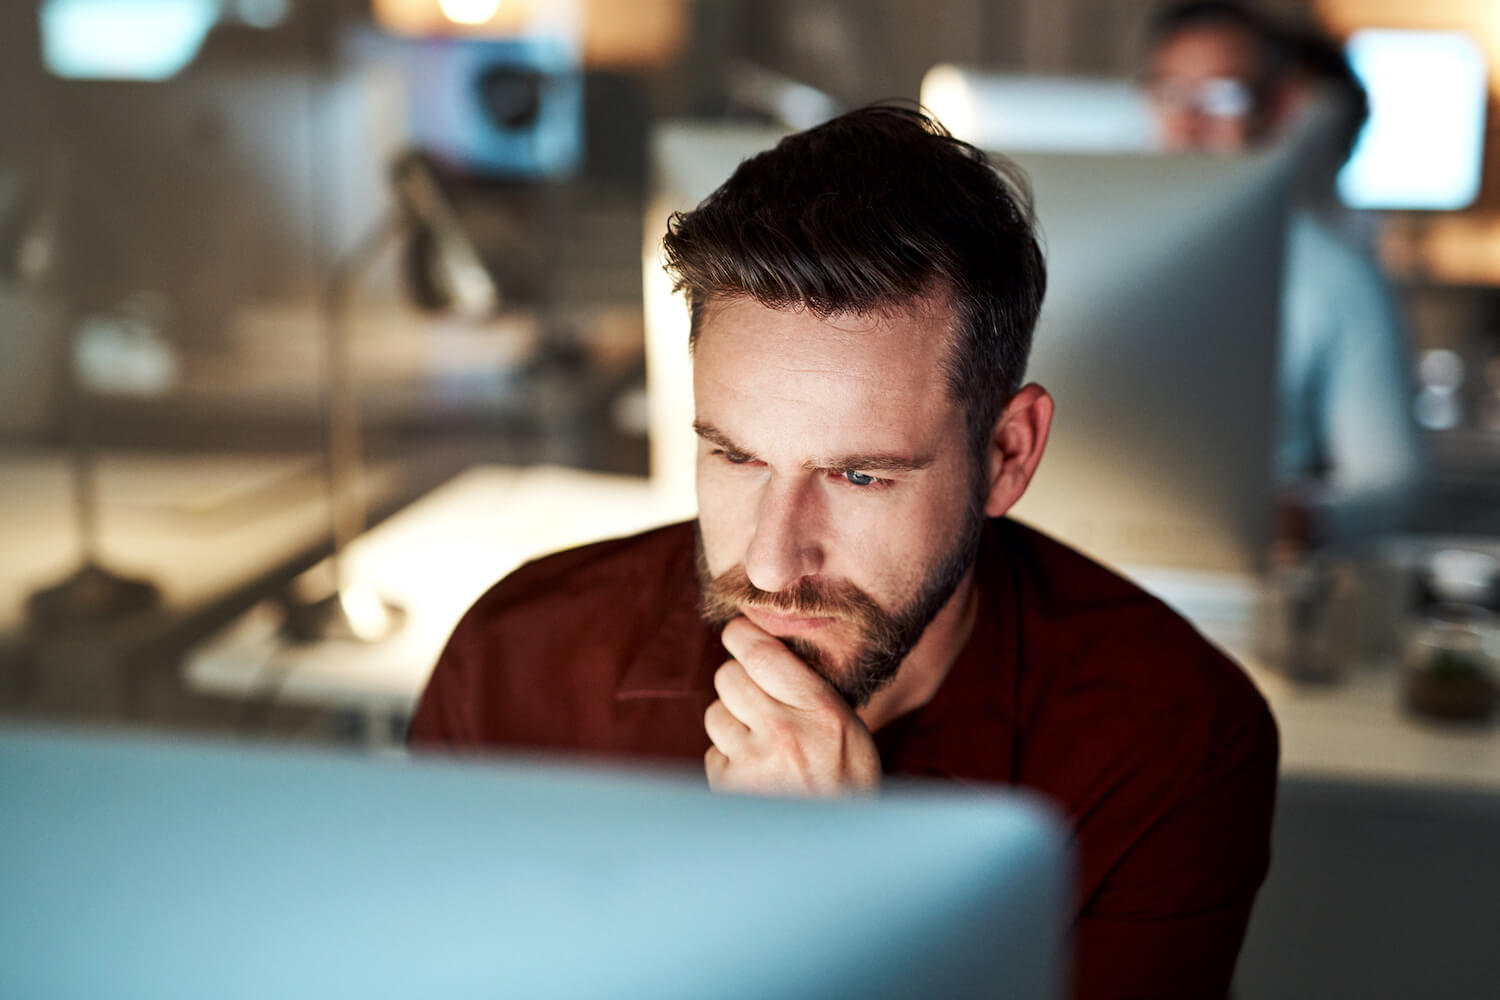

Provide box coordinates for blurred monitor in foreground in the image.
[0,726,1072,999]
[1008,149,1290,577]
[1337,29,1487,212]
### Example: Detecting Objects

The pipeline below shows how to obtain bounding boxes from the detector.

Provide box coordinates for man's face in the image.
[1146,25,1268,152]
[693,295,985,709]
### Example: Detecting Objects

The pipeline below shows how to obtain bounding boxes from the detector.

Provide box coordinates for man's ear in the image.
[982,384,1054,518]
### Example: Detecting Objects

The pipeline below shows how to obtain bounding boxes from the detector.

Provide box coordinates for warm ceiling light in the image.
[436,0,501,25]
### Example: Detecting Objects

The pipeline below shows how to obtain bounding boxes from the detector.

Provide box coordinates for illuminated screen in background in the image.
[919,67,1155,154]
[38,0,289,80]
[40,0,218,80]
[1338,29,1488,211]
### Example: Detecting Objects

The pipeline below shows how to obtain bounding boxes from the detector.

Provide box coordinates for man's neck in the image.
[857,565,981,734]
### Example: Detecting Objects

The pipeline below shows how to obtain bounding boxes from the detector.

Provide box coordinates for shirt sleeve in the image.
[407,613,485,749]
[1036,605,1281,1000]
[1070,700,1279,999]
[1299,226,1428,541]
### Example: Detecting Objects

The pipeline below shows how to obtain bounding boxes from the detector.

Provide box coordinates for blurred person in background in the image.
[1144,1,1426,551]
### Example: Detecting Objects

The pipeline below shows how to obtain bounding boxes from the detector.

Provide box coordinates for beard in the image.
[696,498,985,710]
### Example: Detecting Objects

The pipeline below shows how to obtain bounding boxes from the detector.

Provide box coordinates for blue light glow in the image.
[1338,30,1488,212]
[40,0,220,81]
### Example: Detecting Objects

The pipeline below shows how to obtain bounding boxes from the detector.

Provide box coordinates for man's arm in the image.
[1070,700,1279,999]
[1306,232,1427,541]
[407,626,483,748]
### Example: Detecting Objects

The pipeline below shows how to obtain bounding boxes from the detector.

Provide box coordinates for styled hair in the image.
[660,104,1046,461]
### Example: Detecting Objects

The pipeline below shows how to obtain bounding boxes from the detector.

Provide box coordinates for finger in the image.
[714,658,781,725]
[704,745,730,789]
[721,616,838,709]
[703,698,751,757]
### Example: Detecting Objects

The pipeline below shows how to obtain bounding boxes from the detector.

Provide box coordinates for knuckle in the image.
[764,715,794,744]
[804,699,845,732]
[741,646,783,684]
[713,660,739,696]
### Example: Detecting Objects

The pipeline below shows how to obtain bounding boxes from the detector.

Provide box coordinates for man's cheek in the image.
[696,490,752,577]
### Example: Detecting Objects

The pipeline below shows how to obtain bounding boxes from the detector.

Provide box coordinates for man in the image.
[410,106,1278,998]
[1144,1,1427,547]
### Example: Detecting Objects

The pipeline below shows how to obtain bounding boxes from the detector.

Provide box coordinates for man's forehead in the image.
[692,295,965,454]
[695,293,957,357]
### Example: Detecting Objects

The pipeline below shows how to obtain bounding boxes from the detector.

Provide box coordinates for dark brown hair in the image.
[660,104,1046,461]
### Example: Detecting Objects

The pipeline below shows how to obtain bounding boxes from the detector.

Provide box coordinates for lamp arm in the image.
[322,207,406,592]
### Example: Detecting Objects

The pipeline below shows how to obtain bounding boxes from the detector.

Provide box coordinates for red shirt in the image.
[410,517,1278,999]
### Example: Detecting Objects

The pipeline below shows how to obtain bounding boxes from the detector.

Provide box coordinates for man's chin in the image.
[780,634,867,696]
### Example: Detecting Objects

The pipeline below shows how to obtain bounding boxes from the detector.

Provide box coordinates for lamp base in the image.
[280,581,406,644]
[26,562,162,633]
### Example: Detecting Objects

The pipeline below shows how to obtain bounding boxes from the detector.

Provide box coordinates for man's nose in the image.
[743,476,824,594]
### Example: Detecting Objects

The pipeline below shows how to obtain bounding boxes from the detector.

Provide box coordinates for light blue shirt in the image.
[1277,211,1427,541]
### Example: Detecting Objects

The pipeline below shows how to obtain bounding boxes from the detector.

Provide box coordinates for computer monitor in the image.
[0,726,1072,999]
[919,68,1155,154]
[1006,149,1291,577]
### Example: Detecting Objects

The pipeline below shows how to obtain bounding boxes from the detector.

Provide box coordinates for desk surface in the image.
[185,465,1500,790]
[0,449,412,635]
[0,448,451,720]
[185,465,696,713]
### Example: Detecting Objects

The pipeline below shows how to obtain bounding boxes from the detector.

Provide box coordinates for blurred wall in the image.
[716,0,1313,109]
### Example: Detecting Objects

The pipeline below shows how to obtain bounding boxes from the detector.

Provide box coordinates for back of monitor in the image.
[0,726,1071,999]
[1008,150,1290,575]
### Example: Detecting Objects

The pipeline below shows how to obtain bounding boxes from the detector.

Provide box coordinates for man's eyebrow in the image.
[692,421,747,454]
[816,452,933,474]
[693,421,932,474]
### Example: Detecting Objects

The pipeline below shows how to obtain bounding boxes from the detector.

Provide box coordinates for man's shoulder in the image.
[497,519,697,595]
[411,520,707,751]
[998,518,1273,732]
[429,517,699,710]
[998,520,1279,898]
[997,516,1165,624]
[464,519,699,628]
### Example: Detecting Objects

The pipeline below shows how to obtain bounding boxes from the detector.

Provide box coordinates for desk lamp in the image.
[23,0,279,631]
[285,4,580,641]
[280,151,498,643]
[19,154,165,633]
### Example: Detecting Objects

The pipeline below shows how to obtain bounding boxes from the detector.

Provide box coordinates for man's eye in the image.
[720,451,752,465]
[843,470,878,487]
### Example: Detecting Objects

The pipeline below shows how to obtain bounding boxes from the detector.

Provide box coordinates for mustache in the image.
[699,564,885,627]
